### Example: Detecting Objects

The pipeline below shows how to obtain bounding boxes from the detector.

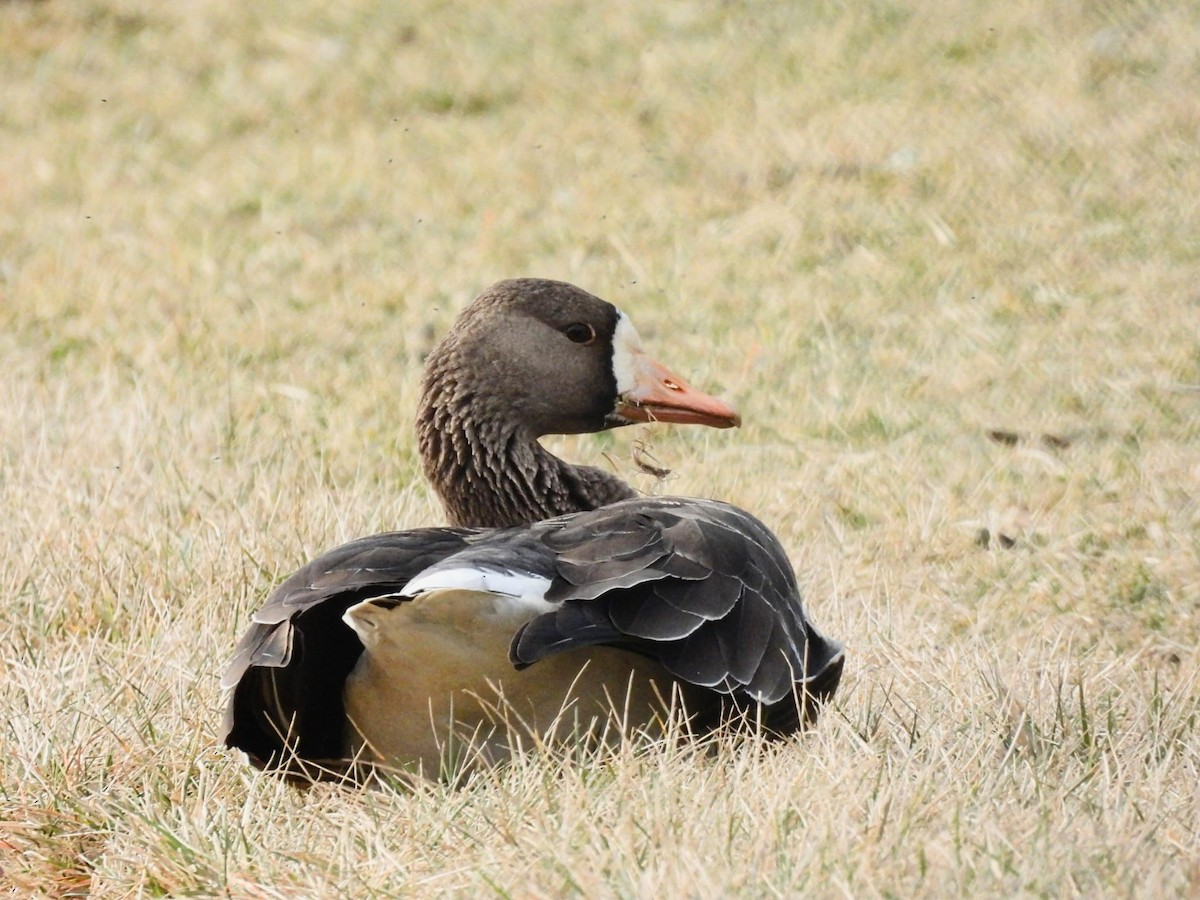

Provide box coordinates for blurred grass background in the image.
[2,0,1198,895]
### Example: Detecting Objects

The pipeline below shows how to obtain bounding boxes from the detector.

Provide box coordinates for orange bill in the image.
[614,353,741,428]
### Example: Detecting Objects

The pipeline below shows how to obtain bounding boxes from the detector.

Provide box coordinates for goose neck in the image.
[417,391,634,528]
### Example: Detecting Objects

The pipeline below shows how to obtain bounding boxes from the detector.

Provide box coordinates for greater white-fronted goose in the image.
[221,279,844,781]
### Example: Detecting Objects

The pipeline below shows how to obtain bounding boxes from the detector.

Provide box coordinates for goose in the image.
[221,278,844,781]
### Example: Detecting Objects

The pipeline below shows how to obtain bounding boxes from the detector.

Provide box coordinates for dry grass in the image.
[3,0,1199,895]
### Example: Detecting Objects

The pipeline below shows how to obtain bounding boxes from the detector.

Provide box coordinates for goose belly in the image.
[342,589,691,777]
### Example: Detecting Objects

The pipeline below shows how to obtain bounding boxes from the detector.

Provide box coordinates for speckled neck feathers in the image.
[416,345,635,529]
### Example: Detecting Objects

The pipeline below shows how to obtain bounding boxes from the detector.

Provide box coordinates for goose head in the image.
[417,279,740,527]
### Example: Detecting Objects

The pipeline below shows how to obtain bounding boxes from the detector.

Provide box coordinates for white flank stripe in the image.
[401,566,552,602]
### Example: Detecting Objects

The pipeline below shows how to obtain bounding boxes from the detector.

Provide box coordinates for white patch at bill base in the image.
[611,311,646,396]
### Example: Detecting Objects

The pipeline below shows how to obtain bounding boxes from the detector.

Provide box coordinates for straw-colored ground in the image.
[3,0,1199,895]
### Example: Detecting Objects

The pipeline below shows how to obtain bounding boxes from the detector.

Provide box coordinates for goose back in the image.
[222,499,844,777]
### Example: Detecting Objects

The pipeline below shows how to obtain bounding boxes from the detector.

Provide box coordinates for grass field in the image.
[3,0,1199,895]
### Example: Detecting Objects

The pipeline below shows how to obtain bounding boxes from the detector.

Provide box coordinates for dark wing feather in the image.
[511,497,845,731]
[657,620,738,688]
[715,585,773,685]
[508,601,624,662]
[651,573,741,620]
[609,590,708,641]
[221,527,477,772]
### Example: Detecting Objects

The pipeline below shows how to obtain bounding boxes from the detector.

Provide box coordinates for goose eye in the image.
[564,323,596,344]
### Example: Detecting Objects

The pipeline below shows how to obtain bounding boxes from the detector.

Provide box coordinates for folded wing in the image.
[221,527,478,769]
[404,497,844,733]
